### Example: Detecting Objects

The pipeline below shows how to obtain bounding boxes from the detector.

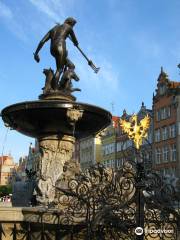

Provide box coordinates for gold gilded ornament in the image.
[120,114,150,149]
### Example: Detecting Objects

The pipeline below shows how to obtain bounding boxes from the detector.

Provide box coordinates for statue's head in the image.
[64,17,77,27]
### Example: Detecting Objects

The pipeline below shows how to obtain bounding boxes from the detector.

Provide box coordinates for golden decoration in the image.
[120,114,150,149]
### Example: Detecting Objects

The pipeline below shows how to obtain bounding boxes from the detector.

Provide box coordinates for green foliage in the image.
[0,185,12,196]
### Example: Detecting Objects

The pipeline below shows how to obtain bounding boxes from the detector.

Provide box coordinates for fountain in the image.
[0,17,111,239]
[1,17,111,207]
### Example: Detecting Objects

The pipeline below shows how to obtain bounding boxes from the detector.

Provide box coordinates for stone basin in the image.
[1,100,112,139]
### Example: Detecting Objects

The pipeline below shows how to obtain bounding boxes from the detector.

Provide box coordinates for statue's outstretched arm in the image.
[69,29,78,47]
[34,31,50,62]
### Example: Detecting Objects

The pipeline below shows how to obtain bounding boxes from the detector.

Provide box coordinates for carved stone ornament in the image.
[36,135,75,206]
[67,108,83,125]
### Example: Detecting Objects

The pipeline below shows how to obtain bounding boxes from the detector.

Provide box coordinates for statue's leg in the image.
[66,58,75,70]
[51,42,66,89]
[54,57,63,89]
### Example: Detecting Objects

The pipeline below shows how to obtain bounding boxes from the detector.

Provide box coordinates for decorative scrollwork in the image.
[1,152,179,239]
[54,159,180,239]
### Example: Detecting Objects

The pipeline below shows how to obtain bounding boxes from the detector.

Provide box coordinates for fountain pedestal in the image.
[1,97,111,206]
[36,134,75,205]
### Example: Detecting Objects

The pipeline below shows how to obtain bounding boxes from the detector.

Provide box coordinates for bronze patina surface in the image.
[1,100,111,139]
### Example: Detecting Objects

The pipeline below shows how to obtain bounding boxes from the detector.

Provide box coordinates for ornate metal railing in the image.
[54,158,180,240]
[0,156,179,239]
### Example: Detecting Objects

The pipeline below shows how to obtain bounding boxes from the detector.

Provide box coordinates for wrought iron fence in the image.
[0,152,179,239]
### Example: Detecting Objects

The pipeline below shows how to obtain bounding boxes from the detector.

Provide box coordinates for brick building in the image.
[0,155,17,185]
[152,68,180,178]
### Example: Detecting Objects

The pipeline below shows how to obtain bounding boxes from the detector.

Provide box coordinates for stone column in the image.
[36,134,75,206]
[32,107,83,206]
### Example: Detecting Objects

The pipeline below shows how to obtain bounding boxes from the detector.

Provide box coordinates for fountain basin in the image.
[1,100,112,139]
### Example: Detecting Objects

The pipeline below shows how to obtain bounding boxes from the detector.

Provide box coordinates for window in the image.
[162,127,168,140]
[117,159,123,168]
[162,146,169,162]
[156,107,171,121]
[170,144,176,162]
[111,159,115,168]
[105,145,109,155]
[166,107,171,118]
[178,122,180,135]
[159,85,166,95]
[102,146,106,156]
[111,143,115,153]
[103,161,106,167]
[127,140,132,148]
[103,143,115,156]
[147,132,152,144]
[145,152,150,161]
[170,167,176,176]
[155,148,161,164]
[161,108,166,120]
[117,142,123,152]
[122,141,126,150]
[164,168,170,176]
[169,124,176,138]
[155,129,161,142]
[156,110,161,121]
[105,160,110,167]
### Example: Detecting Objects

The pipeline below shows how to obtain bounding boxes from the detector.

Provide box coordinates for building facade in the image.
[101,116,120,168]
[79,134,102,170]
[152,68,180,178]
[116,110,133,168]
[26,141,41,172]
[0,155,17,186]
[16,156,28,181]
[101,104,152,170]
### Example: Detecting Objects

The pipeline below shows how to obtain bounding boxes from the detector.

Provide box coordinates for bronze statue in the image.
[59,60,81,92]
[42,68,55,94]
[34,17,100,95]
[34,17,78,84]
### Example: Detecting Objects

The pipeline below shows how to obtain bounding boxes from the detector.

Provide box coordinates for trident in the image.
[76,45,100,73]
[68,36,100,73]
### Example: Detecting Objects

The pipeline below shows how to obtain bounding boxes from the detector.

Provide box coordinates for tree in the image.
[0,185,12,197]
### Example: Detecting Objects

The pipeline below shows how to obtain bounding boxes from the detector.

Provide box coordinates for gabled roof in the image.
[157,67,169,84]
[154,67,180,99]
[169,81,180,89]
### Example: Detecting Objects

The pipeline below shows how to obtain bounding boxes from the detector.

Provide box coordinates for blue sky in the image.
[0,0,180,162]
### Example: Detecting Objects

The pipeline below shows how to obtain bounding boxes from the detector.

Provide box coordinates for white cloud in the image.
[29,0,61,21]
[0,1,13,19]
[0,0,77,43]
[99,59,119,91]
[75,52,121,105]
[0,2,28,42]
[29,0,76,22]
